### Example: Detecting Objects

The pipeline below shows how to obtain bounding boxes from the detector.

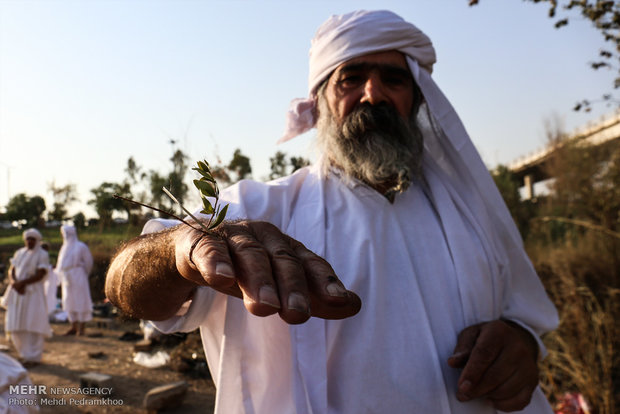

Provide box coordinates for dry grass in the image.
[528,231,619,414]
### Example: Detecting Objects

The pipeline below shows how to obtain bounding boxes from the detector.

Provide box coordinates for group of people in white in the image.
[1,225,94,365]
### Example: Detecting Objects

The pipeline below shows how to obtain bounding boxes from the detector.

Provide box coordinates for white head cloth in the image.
[22,228,42,243]
[279,9,434,143]
[56,225,80,271]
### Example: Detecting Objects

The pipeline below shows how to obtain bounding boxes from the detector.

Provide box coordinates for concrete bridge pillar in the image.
[524,174,534,200]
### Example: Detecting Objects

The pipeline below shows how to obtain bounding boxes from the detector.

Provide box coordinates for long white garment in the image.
[1,247,52,338]
[43,266,59,315]
[0,353,39,414]
[56,226,93,323]
[153,163,558,414]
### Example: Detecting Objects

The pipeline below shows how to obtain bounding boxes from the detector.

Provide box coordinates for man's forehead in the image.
[334,50,409,72]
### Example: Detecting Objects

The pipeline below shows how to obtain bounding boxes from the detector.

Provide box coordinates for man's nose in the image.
[360,74,388,106]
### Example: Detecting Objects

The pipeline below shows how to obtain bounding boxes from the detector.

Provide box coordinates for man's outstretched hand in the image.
[448,320,540,412]
[176,220,362,325]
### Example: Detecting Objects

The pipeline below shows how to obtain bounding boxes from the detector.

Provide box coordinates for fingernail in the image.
[215,262,235,279]
[449,351,468,360]
[326,282,347,297]
[459,380,472,394]
[287,292,310,314]
[258,285,280,309]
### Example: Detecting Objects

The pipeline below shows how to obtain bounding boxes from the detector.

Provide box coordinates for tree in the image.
[470,0,620,111]
[88,182,130,228]
[290,156,311,173]
[228,149,252,182]
[5,193,46,228]
[48,182,78,222]
[72,212,86,229]
[491,165,536,237]
[148,171,169,216]
[168,149,189,205]
[269,151,288,180]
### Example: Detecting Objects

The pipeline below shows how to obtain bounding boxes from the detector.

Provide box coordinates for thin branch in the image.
[161,187,209,233]
[533,216,620,239]
[113,193,206,233]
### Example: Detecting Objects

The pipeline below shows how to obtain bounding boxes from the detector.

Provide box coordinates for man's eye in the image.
[383,76,410,86]
[338,76,363,87]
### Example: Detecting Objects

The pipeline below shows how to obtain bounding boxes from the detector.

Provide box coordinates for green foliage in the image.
[228,148,252,182]
[169,149,190,205]
[163,159,229,232]
[290,155,311,173]
[269,151,311,180]
[47,182,78,222]
[88,182,130,228]
[491,165,538,238]
[192,160,229,230]
[72,212,86,229]
[5,193,46,228]
[269,151,288,180]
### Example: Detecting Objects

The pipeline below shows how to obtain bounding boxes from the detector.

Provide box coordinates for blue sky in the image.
[0,0,615,218]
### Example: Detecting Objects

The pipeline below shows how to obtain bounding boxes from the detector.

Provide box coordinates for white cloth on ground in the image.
[152,163,558,414]
[55,225,93,323]
[0,352,39,413]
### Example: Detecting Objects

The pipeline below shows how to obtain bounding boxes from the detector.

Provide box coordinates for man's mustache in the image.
[342,103,405,138]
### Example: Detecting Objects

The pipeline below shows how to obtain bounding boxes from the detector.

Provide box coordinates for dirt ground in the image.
[0,308,216,413]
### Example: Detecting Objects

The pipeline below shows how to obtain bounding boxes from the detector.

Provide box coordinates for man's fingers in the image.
[456,323,504,401]
[251,222,311,324]
[448,323,482,368]
[291,239,361,319]
[489,379,536,412]
[222,223,282,317]
[178,220,361,323]
[176,227,238,291]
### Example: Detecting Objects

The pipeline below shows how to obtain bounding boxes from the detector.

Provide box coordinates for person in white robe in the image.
[0,353,39,413]
[1,229,52,365]
[55,225,93,336]
[106,10,559,413]
[40,242,59,316]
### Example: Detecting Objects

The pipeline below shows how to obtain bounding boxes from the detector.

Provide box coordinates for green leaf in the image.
[208,204,229,230]
[201,197,214,215]
[193,179,216,197]
[192,167,216,181]
[197,160,209,171]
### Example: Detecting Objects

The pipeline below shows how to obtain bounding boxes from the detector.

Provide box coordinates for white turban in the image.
[22,228,42,242]
[279,9,435,143]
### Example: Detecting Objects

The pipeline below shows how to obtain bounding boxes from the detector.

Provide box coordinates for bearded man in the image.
[1,228,52,365]
[106,10,558,413]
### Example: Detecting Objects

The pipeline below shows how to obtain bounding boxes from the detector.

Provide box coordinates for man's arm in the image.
[105,220,361,324]
[10,267,47,295]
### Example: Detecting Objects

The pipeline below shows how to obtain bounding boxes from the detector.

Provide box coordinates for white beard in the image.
[316,92,424,198]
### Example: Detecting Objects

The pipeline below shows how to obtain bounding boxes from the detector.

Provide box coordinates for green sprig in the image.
[190,159,229,230]
[116,158,228,234]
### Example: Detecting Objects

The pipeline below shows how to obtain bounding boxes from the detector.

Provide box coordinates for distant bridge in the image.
[509,109,620,199]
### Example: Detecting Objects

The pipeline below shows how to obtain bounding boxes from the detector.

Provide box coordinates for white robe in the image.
[153,163,558,414]
[1,247,52,338]
[0,353,39,413]
[43,266,59,315]
[56,237,93,323]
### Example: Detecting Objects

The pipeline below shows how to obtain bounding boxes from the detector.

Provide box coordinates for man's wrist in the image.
[502,318,539,361]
